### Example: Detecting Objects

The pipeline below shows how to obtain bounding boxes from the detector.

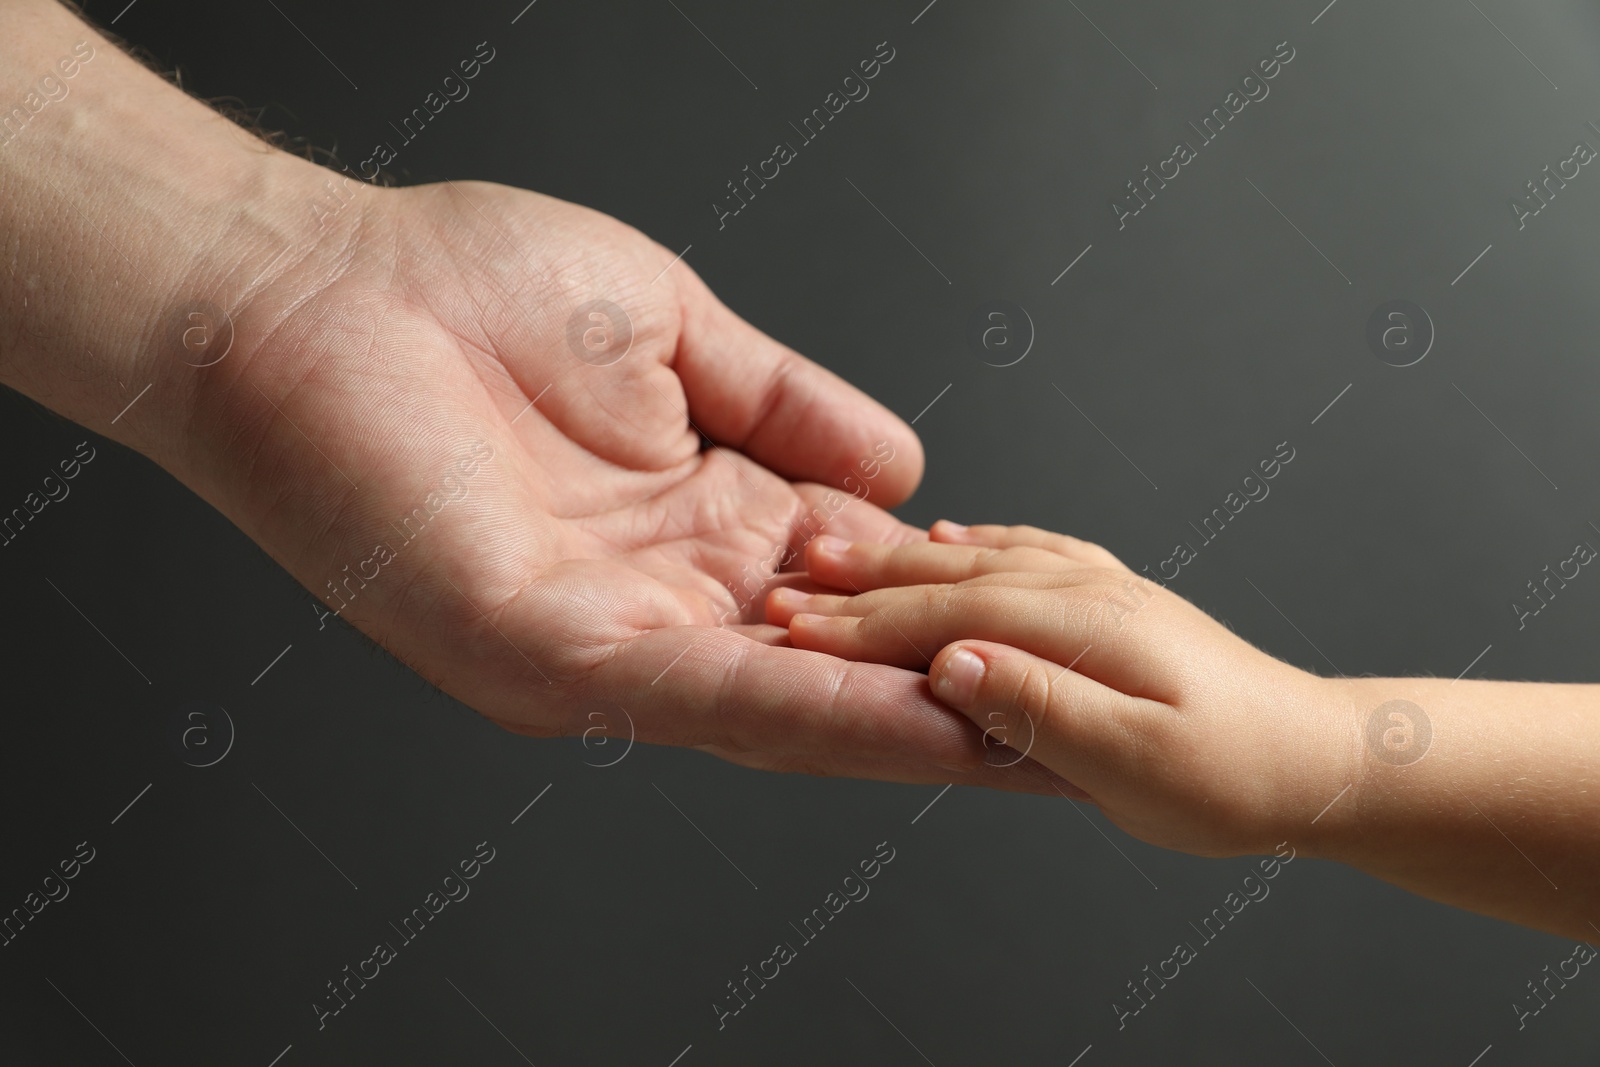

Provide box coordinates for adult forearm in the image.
[0,0,333,470]
[1314,676,1600,939]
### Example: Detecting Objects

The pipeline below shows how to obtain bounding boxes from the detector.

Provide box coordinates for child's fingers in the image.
[931,520,1129,571]
[785,611,930,669]
[779,579,1170,694]
[803,535,1082,593]
[929,640,1161,793]
[766,588,854,627]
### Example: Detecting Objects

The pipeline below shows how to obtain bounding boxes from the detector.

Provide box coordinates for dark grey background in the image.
[3,0,1598,1062]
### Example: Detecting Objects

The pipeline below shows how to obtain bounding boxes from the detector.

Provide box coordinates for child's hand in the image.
[767,522,1356,858]
[768,522,1600,937]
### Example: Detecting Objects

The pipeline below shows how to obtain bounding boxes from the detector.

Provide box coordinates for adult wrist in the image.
[0,0,363,472]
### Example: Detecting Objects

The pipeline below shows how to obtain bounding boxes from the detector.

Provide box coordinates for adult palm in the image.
[166,178,1053,792]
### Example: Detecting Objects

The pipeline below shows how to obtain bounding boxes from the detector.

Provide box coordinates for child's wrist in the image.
[1284,673,1373,862]
[1296,674,1442,863]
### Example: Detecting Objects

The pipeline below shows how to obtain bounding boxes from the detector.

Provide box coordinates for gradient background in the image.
[3,0,1599,1062]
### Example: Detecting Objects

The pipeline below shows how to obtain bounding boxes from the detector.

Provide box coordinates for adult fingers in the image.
[590,624,1067,789]
[672,269,924,505]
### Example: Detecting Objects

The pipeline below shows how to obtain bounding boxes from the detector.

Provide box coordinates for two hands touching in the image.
[770,521,1339,857]
[3,0,1595,944]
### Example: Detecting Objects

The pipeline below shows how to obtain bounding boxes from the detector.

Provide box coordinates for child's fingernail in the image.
[936,519,967,532]
[769,587,810,605]
[790,612,828,628]
[937,649,985,705]
[812,535,849,558]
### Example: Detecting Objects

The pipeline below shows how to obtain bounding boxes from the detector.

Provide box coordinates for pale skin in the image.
[770,522,1600,941]
[0,1,1062,792]
[9,3,1592,943]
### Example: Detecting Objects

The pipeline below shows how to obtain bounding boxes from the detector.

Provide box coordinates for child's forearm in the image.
[1308,676,1600,940]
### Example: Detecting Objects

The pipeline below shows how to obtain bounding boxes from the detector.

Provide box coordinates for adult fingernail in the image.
[812,535,849,557]
[937,649,985,706]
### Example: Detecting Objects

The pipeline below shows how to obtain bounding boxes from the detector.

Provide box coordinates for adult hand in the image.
[0,2,1059,792]
[770,523,1345,854]
[204,180,1058,788]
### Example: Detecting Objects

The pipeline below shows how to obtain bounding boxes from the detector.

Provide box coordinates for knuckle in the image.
[1015,546,1075,572]
[992,546,1042,571]
[983,660,1050,739]
[919,583,959,617]
[1075,586,1134,638]
[980,660,1057,759]
[1066,567,1159,638]
[1011,662,1056,724]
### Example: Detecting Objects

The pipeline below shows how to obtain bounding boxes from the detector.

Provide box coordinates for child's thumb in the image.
[930,641,1145,795]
